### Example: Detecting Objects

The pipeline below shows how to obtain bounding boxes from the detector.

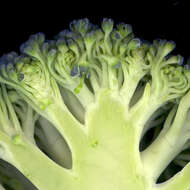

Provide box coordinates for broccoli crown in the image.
[0,18,189,111]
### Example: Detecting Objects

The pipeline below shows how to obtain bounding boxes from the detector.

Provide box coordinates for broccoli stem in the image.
[119,62,144,107]
[101,61,109,88]
[0,86,21,135]
[73,89,155,190]
[43,102,87,169]
[89,69,100,93]
[107,65,119,90]
[0,131,76,190]
[22,105,38,144]
[141,92,190,182]
[72,83,94,109]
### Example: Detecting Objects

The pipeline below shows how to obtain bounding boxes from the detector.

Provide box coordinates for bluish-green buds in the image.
[161,65,190,96]
[165,55,184,66]
[0,52,18,82]
[152,40,176,61]
[70,66,79,77]
[58,30,74,39]
[56,38,69,54]
[41,40,56,57]
[128,38,141,50]
[84,31,97,48]
[101,18,114,34]
[70,65,89,78]
[20,33,45,58]
[66,38,80,59]
[116,23,132,38]
[0,51,54,111]
[69,18,91,37]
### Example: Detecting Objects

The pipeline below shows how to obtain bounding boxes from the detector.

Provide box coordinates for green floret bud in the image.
[57,30,73,39]
[165,54,184,65]
[146,39,190,103]
[56,38,69,53]
[111,26,134,56]
[69,18,91,37]
[0,52,58,111]
[51,42,78,84]
[161,65,190,97]
[150,40,176,64]
[101,18,114,55]
[125,43,150,71]
[67,39,80,57]
[17,59,52,109]
[116,23,132,38]
[101,18,114,34]
[84,31,97,59]
[20,33,45,58]
[84,31,97,45]
[127,38,141,51]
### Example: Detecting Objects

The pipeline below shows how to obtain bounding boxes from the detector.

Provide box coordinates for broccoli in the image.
[0,18,190,190]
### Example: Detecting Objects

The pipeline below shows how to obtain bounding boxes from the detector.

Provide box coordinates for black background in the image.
[0,0,188,59]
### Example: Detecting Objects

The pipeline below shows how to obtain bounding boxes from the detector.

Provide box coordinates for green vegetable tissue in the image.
[0,18,190,190]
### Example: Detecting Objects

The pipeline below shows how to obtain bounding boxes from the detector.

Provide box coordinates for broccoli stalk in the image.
[1,18,190,190]
[0,84,75,190]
